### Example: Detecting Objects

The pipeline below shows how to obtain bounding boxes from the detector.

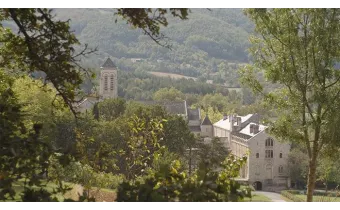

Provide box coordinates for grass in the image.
[148,71,197,80]
[8,180,117,202]
[8,180,68,201]
[281,196,293,202]
[244,193,272,202]
[294,195,340,202]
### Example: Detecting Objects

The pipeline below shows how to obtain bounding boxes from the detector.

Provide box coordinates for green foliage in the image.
[196,137,230,170]
[54,8,253,85]
[162,115,195,155]
[116,155,250,202]
[288,146,309,188]
[96,98,126,121]
[117,70,225,101]
[0,70,57,201]
[48,155,124,191]
[242,8,340,201]
[0,9,95,115]
[153,87,185,102]
[115,9,189,48]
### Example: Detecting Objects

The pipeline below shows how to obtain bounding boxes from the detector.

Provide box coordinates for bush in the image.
[116,155,251,202]
[48,154,124,190]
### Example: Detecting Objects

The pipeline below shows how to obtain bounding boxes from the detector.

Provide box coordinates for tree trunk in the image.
[306,157,317,202]
[189,147,192,176]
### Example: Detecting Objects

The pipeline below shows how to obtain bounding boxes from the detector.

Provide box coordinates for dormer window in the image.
[250,124,259,134]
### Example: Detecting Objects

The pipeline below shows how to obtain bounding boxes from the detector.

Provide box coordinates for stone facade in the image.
[210,114,291,191]
[99,58,118,99]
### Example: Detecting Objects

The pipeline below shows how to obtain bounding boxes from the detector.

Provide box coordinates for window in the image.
[265,150,273,158]
[279,166,283,173]
[110,74,114,90]
[104,75,108,91]
[256,153,259,158]
[265,138,274,147]
[280,153,282,158]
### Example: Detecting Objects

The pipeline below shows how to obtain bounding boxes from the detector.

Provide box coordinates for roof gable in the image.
[201,115,212,125]
[101,58,117,68]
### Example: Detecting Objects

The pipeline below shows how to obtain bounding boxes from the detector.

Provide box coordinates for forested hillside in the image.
[55,9,253,86]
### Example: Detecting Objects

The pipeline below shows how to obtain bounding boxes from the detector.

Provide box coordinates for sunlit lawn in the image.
[244,193,271,202]
[7,180,77,201]
[294,195,340,202]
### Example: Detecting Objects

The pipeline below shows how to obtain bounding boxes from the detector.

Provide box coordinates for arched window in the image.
[280,153,283,158]
[104,75,108,91]
[279,166,283,173]
[265,138,274,147]
[110,74,114,90]
[256,153,259,158]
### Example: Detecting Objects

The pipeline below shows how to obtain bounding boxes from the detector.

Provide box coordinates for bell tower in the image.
[99,58,118,99]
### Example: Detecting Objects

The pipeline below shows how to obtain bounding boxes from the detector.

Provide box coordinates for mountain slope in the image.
[55,8,253,78]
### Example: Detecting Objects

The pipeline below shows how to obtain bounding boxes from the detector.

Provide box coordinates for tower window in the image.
[280,153,282,158]
[256,153,259,158]
[110,74,114,90]
[104,75,108,91]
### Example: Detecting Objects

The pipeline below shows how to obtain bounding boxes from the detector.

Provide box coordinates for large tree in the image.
[0,8,190,201]
[241,9,340,201]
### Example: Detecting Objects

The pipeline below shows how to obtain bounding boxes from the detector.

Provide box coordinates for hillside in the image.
[54,9,254,87]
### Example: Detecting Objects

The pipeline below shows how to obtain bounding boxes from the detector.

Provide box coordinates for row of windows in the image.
[103,75,115,91]
[256,151,283,158]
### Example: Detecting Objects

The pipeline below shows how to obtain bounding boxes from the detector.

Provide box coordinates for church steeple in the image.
[99,58,118,99]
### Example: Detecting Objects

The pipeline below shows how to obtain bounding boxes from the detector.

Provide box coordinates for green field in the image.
[148,71,197,80]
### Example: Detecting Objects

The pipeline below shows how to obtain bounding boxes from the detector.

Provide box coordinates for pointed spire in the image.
[101,57,116,68]
[201,115,212,126]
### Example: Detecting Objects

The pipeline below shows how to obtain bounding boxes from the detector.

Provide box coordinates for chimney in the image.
[250,124,254,134]
[253,124,259,134]
[236,117,242,126]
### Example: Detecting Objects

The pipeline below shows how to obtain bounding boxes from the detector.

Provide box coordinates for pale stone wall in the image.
[247,131,290,189]
[230,139,249,179]
[200,125,213,137]
[188,120,201,126]
[99,69,118,99]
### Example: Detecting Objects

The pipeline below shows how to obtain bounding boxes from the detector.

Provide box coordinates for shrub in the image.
[116,155,251,202]
[48,154,124,190]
